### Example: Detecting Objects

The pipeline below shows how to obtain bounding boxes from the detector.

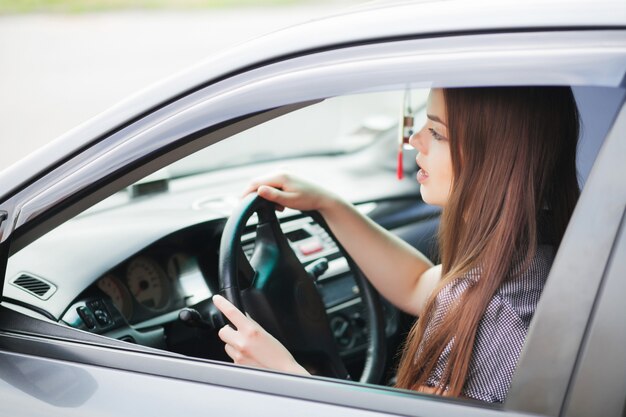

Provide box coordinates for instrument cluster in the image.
[68,250,212,329]
[96,255,174,323]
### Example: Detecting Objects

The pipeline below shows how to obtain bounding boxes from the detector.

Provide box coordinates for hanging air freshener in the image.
[397,89,414,180]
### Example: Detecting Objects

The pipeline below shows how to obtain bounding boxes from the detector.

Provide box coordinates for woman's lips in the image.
[416,158,429,183]
[417,168,429,183]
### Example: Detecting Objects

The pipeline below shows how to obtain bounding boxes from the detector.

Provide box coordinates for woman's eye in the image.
[428,128,444,141]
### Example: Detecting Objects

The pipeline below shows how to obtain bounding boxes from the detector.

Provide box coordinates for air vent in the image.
[10,274,57,300]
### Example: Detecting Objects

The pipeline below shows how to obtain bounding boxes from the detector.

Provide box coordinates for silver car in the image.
[1,0,625,416]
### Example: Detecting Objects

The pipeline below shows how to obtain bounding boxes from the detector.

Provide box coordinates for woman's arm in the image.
[246,173,438,317]
[316,195,438,316]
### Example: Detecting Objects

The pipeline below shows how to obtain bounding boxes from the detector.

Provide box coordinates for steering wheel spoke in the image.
[236,246,256,289]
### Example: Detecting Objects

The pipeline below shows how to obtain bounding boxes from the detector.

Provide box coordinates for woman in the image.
[212,86,580,402]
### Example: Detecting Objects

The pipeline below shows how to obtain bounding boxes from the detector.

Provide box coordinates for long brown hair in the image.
[395,87,580,396]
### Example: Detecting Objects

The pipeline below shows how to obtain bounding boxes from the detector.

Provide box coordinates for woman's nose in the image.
[408,129,425,153]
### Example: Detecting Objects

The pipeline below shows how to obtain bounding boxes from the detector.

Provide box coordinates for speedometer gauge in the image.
[97,274,133,320]
[126,257,170,311]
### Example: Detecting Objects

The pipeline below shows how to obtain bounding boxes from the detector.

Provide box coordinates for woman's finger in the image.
[224,343,247,364]
[213,294,250,331]
[240,183,262,198]
[241,173,290,197]
[240,184,288,211]
[217,324,241,347]
[257,185,297,207]
[224,343,262,367]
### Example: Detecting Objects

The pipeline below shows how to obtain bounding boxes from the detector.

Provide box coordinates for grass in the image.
[0,0,313,14]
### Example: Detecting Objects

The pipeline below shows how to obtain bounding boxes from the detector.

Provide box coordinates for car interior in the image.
[3,84,625,387]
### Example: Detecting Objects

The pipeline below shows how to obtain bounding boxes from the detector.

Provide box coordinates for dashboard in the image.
[57,196,439,372]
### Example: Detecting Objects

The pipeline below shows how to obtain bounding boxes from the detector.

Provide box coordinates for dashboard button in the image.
[298,240,324,256]
[93,308,113,326]
[87,300,113,327]
[330,315,354,348]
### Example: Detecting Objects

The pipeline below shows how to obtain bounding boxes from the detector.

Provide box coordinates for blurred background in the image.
[0,0,363,171]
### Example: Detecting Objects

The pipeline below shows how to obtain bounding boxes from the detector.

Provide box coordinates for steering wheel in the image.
[218,193,386,383]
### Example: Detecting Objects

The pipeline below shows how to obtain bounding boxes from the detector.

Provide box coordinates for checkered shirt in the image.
[422,244,555,403]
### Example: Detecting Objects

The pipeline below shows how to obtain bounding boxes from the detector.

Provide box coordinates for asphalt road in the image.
[0,4,358,172]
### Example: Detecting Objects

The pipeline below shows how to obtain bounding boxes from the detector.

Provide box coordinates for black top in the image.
[421,244,555,403]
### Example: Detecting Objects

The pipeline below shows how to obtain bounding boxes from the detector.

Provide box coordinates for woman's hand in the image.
[213,294,309,375]
[242,172,338,214]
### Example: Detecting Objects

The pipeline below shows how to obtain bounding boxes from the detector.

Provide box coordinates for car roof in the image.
[1,0,624,201]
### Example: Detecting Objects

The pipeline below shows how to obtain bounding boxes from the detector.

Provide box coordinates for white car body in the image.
[0,0,625,416]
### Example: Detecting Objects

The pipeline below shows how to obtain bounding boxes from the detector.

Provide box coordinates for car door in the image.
[0,23,625,417]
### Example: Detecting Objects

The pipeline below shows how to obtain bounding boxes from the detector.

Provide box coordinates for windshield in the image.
[161,89,429,178]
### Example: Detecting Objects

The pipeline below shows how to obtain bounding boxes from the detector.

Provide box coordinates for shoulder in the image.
[498,244,555,326]
[474,244,555,342]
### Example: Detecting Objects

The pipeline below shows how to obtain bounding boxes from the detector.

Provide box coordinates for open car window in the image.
[4,88,436,383]
[3,81,624,389]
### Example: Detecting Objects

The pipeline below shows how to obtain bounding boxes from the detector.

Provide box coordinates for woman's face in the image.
[409,88,453,207]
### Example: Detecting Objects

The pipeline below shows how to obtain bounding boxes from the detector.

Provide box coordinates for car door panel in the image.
[0,320,534,417]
